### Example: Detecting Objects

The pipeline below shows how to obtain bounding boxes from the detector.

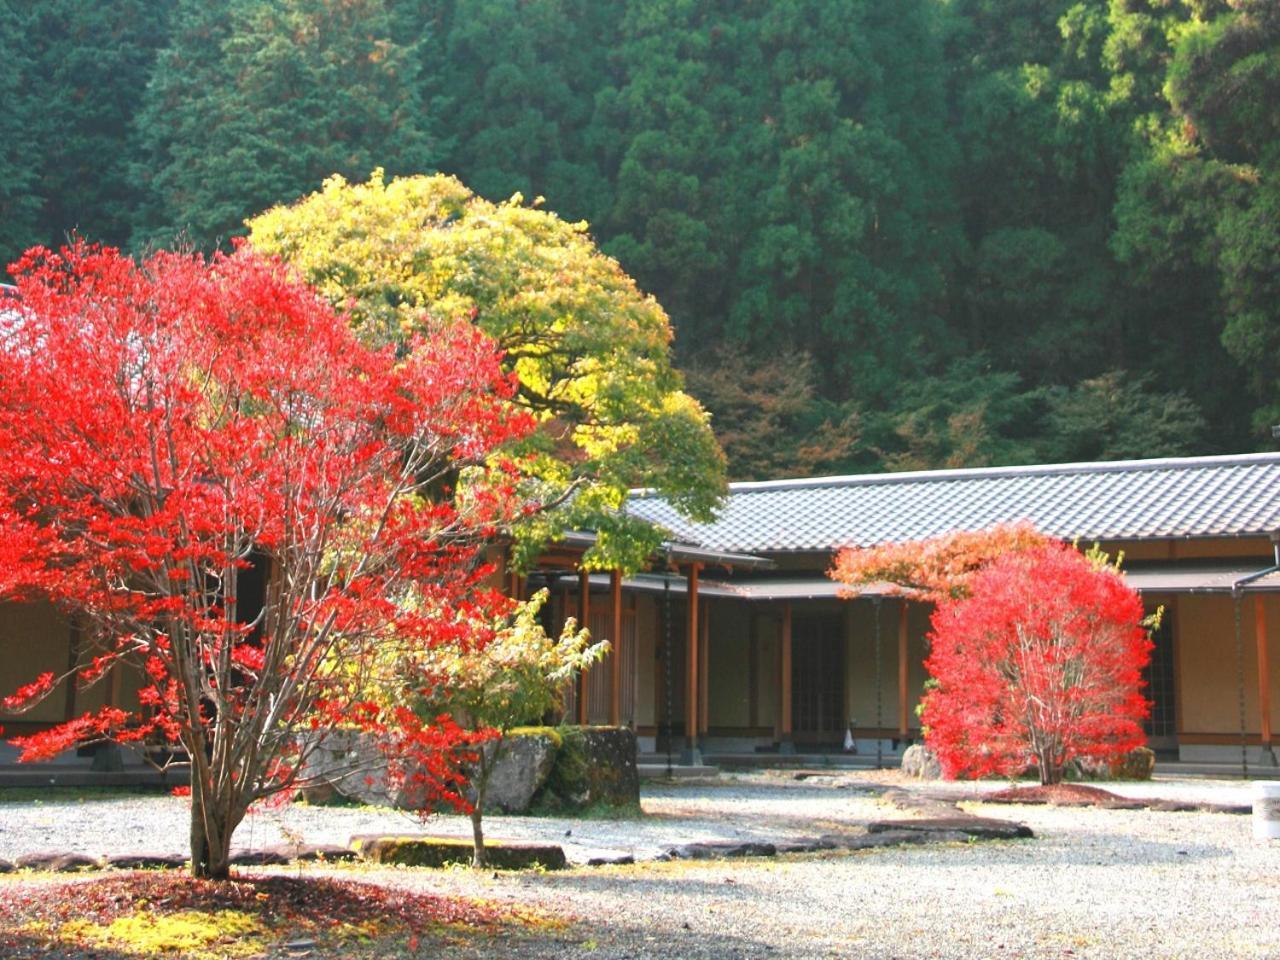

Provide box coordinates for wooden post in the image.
[64,617,83,721]
[684,563,701,762]
[577,567,590,725]
[748,611,759,730]
[699,600,710,735]
[898,601,910,738]
[609,569,623,727]
[1256,595,1273,749]
[779,601,793,752]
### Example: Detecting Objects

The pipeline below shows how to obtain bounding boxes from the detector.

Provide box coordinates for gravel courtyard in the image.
[1,771,1277,958]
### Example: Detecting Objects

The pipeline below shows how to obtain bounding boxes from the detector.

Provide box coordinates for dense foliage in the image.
[3,0,1276,476]
[923,543,1152,785]
[246,171,726,569]
[0,243,531,878]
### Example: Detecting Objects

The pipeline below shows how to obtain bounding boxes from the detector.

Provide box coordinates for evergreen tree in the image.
[24,0,172,252]
[0,2,39,269]
[136,0,434,249]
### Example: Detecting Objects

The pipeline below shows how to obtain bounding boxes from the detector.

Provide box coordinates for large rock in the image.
[295,730,420,808]
[530,726,640,812]
[901,744,943,779]
[1076,746,1156,782]
[481,732,558,813]
[298,725,640,814]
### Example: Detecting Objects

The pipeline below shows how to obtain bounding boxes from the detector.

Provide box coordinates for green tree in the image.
[417,591,603,867]
[431,0,616,222]
[247,171,726,568]
[1167,0,1280,432]
[136,0,434,249]
[0,2,39,267]
[23,0,172,251]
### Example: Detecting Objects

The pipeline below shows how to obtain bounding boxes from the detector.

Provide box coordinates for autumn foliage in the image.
[922,542,1152,784]
[0,243,533,877]
[831,522,1052,602]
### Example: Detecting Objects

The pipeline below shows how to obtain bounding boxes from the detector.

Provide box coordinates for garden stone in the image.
[868,816,1034,840]
[900,744,942,779]
[16,851,102,872]
[105,853,187,870]
[480,732,557,814]
[0,858,14,874]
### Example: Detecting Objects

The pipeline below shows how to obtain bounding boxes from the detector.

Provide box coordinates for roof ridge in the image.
[707,452,1280,496]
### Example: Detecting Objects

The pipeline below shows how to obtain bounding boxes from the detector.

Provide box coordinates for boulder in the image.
[480,732,558,814]
[900,744,942,780]
[350,835,566,870]
[1076,746,1156,782]
[530,726,640,812]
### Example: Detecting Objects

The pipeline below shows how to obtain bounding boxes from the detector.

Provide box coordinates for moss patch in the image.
[0,871,524,959]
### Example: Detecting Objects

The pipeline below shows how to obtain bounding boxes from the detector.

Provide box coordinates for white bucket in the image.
[1253,781,1280,840]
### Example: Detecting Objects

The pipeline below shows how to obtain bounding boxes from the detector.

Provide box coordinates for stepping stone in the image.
[350,835,567,870]
[16,852,103,872]
[867,816,1033,840]
[587,854,635,867]
[775,838,838,855]
[278,844,359,863]
[664,841,778,861]
[230,849,291,866]
[105,853,187,870]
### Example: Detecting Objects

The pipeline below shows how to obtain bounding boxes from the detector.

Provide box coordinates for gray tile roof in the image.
[625,454,1280,553]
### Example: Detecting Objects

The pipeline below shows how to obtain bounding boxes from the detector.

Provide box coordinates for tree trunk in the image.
[189,787,237,880]
[470,805,487,868]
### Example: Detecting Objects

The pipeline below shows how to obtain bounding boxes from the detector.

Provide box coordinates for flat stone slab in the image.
[350,834,567,870]
[868,817,1034,840]
[15,851,104,872]
[104,852,188,870]
[662,841,779,861]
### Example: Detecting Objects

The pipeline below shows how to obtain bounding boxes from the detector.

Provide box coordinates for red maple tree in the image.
[922,542,1152,784]
[0,243,533,877]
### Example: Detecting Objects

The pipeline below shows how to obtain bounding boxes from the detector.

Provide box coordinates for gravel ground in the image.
[2,772,1277,958]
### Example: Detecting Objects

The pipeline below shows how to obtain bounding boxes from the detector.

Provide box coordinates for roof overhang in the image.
[595,562,1280,602]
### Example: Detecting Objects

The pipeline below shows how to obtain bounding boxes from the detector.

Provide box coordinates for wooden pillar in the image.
[898,601,910,738]
[609,569,623,727]
[748,611,759,730]
[1256,595,1273,748]
[779,602,793,751]
[577,567,590,725]
[684,563,701,761]
[699,600,710,735]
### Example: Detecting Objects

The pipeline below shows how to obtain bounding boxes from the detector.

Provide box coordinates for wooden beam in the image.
[686,563,701,750]
[779,602,793,743]
[699,600,710,735]
[577,567,590,725]
[1256,595,1273,748]
[898,601,910,737]
[610,569,622,727]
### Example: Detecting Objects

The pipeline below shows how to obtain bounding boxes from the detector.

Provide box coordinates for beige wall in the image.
[842,598,929,733]
[634,595,657,727]
[707,601,752,728]
[1176,592,1280,738]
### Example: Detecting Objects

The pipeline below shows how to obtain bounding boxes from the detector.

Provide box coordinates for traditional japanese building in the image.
[527,452,1280,768]
[4,451,1280,772]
